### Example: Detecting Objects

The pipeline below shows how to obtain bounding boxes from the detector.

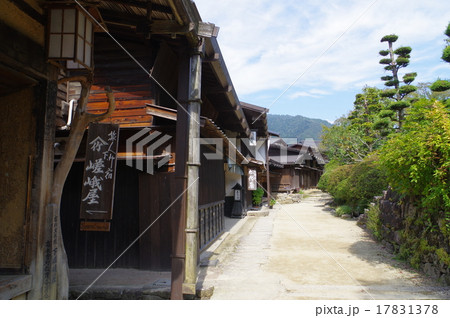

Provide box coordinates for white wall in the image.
[225,168,242,197]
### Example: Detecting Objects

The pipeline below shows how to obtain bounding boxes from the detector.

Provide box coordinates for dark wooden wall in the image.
[138,172,174,270]
[61,161,140,268]
[270,167,295,192]
[62,146,226,270]
[86,34,156,127]
[199,145,225,205]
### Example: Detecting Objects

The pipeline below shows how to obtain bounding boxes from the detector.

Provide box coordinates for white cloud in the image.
[289,89,331,99]
[195,0,450,104]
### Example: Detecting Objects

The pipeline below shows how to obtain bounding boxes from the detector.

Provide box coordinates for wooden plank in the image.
[0,275,32,300]
[89,91,152,101]
[88,100,154,110]
[80,221,111,232]
[151,20,194,35]
[87,107,150,117]
[146,104,177,121]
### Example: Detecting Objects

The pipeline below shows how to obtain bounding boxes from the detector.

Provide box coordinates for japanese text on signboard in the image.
[80,123,119,220]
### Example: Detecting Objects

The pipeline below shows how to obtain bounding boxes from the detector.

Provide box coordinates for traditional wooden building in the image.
[0,0,265,300]
[223,102,269,215]
[0,0,65,300]
[269,138,324,192]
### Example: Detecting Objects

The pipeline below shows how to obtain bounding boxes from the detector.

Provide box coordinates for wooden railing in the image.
[199,200,225,251]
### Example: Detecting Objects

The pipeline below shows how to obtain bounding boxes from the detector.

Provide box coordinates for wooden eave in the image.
[94,0,210,46]
[241,101,269,138]
[269,158,284,169]
[203,36,251,137]
[295,165,323,172]
[146,103,249,166]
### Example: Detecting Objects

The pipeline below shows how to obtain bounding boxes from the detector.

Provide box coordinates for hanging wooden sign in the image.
[80,123,119,226]
[248,169,257,190]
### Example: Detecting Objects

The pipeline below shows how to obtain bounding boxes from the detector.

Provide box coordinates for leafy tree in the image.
[321,118,368,164]
[379,34,417,128]
[350,86,395,137]
[321,87,393,164]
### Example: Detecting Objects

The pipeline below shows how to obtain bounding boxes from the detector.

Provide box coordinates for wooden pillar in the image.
[184,41,204,295]
[172,51,189,300]
[28,76,57,299]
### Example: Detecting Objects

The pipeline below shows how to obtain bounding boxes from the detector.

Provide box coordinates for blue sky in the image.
[194,0,450,123]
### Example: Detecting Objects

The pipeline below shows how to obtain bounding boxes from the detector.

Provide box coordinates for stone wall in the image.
[272,192,303,204]
[368,189,450,285]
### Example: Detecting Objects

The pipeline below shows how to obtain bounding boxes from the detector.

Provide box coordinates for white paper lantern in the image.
[48,6,94,70]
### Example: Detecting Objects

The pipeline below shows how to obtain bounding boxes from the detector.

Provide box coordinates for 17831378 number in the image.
[377,304,438,315]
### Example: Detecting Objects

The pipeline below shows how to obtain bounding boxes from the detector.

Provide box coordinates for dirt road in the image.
[199,190,450,300]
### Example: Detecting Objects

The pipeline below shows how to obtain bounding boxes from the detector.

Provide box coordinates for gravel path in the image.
[199,190,450,300]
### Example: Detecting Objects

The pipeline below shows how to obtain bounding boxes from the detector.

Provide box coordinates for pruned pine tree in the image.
[430,22,450,100]
[379,34,417,128]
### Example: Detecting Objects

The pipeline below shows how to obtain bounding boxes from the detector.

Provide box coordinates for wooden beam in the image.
[88,6,109,32]
[151,20,194,35]
[146,104,177,121]
[196,22,219,38]
[205,85,233,95]
[101,0,172,14]
[100,9,147,27]
[7,0,45,25]
[0,22,47,79]
[203,52,220,63]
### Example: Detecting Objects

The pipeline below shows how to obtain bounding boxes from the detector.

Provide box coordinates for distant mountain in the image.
[267,114,332,143]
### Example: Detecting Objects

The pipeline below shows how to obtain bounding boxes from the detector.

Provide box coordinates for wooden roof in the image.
[240,102,269,137]
[75,0,251,136]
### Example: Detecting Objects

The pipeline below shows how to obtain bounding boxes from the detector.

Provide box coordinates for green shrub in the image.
[366,204,382,241]
[252,187,264,206]
[379,100,450,230]
[436,248,450,266]
[346,156,388,210]
[319,156,387,213]
[335,205,353,217]
[319,164,353,204]
[317,160,346,193]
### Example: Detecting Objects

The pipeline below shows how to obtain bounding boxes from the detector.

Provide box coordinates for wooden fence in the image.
[199,200,225,251]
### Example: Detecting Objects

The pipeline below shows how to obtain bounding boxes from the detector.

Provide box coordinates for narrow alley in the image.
[199,190,450,300]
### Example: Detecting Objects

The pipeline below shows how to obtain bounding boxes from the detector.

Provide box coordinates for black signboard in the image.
[80,123,119,223]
